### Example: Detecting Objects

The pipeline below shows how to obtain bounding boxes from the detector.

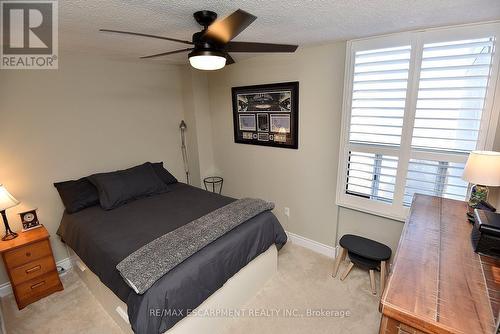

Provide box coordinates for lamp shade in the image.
[0,185,19,211]
[188,50,226,71]
[189,55,226,70]
[462,151,500,186]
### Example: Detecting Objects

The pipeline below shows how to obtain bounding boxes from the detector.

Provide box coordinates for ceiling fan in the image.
[100,9,298,71]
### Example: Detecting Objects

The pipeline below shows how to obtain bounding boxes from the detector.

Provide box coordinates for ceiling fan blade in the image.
[226,41,298,53]
[140,48,194,59]
[100,29,193,45]
[225,53,235,65]
[204,9,257,44]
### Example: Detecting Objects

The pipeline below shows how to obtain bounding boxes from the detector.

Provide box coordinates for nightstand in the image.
[0,226,63,309]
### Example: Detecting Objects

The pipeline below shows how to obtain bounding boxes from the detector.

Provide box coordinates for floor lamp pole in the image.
[179,120,190,185]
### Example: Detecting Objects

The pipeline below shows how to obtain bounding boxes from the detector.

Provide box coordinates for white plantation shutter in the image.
[411,38,494,152]
[403,159,469,205]
[346,152,398,203]
[404,37,495,206]
[350,46,411,146]
[337,23,500,220]
[345,45,410,205]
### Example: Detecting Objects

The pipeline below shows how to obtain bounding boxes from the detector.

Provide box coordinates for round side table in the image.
[203,176,223,194]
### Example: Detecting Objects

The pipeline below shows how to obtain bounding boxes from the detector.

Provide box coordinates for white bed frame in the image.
[70,245,278,334]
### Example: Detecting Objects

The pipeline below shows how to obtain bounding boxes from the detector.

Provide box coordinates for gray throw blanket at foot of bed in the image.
[117,198,275,294]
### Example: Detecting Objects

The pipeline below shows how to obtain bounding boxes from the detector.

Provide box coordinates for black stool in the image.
[332,234,391,295]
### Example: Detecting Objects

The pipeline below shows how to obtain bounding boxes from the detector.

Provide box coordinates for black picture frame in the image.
[232,81,299,149]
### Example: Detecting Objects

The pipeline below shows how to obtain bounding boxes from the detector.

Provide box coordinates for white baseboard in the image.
[0,257,72,297]
[286,231,337,258]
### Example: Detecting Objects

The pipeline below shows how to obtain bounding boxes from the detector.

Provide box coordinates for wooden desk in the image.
[379,194,499,334]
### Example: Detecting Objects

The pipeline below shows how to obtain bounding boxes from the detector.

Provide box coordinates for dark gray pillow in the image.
[54,178,99,214]
[152,162,178,185]
[88,162,169,210]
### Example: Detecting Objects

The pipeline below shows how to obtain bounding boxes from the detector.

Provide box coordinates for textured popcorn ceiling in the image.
[59,0,500,64]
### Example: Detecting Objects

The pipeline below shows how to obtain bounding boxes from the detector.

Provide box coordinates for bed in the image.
[57,182,287,333]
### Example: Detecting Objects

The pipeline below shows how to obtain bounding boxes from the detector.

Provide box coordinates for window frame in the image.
[336,22,500,221]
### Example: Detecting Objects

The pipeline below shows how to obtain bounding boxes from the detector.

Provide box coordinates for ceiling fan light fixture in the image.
[188,49,227,70]
[101,10,298,64]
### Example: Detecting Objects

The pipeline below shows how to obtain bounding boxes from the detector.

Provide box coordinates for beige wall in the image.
[0,54,190,284]
[181,68,217,186]
[207,42,404,250]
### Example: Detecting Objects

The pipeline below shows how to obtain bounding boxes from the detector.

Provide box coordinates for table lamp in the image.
[0,185,20,241]
[462,151,500,210]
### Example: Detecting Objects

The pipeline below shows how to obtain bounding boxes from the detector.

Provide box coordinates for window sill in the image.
[336,195,408,222]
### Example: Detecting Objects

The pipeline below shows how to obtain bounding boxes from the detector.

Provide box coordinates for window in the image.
[337,23,500,221]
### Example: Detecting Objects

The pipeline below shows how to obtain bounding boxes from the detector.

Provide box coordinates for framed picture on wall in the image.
[232,82,299,149]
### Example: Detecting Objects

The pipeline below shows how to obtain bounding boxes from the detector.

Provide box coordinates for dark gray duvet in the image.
[57,183,287,334]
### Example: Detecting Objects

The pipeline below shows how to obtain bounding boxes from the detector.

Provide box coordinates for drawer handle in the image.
[25,251,31,257]
[31,281,45,289]
[397,325,414,334]
[25,265,41,274]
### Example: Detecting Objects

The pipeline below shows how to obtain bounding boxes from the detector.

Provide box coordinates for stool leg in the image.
[340,261,354,281]
[332,246,346,278]
[380,261,387,293]
[369,270,376,295]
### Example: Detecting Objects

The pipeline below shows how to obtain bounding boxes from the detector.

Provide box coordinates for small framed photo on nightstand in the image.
[19,209,42,232]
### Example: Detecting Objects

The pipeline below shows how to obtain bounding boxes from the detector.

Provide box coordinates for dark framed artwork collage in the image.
[232,81,299,149]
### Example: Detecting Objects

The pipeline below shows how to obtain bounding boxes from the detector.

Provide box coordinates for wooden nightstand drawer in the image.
[14,271,62,309]
[10,255,56,285]
[4,239,51,268]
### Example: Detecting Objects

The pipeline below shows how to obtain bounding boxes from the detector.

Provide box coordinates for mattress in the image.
[57,182,287,333]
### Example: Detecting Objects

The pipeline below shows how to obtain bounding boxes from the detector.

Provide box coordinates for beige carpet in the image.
[221,243,381,334]
[1,268,122,334]
[1,243,381,334]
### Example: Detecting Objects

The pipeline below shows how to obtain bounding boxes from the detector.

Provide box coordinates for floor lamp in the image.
[179,120,190,185]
